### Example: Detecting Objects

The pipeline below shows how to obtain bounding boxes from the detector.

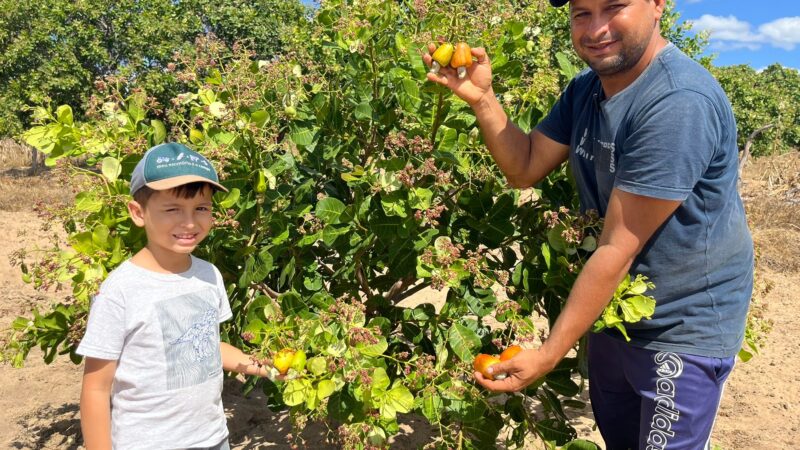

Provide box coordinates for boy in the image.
[77,143,271,450]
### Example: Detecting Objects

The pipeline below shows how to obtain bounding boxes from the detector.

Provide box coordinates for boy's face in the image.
[128,185,214,256]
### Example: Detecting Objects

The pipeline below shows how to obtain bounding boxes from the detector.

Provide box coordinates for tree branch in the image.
[355,262,372,298]
[255,282,281,300]
[739,123,775,179]
[384,276,415,302]
[390,280,432,305]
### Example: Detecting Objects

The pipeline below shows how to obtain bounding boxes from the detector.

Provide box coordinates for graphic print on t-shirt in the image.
[155,289,221,390]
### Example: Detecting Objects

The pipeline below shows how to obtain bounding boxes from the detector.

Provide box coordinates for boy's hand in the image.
[423,43,494,107]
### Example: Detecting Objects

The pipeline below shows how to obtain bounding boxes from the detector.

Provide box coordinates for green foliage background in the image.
[710,64,800,156]
[0,0,308,136]
[0,0,787,448]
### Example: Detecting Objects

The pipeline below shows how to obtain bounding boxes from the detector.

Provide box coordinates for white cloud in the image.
[688,15,800,51]
[758,17,800,51]
[708,41,762,52]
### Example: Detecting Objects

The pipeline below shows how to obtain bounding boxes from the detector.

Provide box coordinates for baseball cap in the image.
[549,0,569,6]
[129,142,227,195]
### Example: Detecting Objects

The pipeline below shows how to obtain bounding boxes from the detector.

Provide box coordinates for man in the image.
[424,0,753,448]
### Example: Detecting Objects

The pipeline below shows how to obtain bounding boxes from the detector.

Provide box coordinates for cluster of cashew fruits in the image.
[429,42,473,79]
[472,345,522,380]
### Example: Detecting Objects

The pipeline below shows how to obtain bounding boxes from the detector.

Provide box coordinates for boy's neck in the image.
[131,246,193,274]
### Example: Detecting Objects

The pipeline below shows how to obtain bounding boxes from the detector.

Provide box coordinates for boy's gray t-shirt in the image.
[537,44,754,358]
[77,256,232,449]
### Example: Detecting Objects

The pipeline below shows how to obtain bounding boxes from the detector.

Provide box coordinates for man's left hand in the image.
[473,348,555,392]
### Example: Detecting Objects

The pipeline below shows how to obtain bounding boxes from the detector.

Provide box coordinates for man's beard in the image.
[582,32,651,76]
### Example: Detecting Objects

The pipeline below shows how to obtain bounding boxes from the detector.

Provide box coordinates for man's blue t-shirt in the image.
[536,44,754,358]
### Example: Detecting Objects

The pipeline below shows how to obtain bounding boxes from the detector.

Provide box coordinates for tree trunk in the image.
[738,123,775,190]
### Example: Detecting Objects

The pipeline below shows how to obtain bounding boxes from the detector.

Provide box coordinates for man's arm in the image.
[424,45,569,188]
[476,188,682,391]
[473,95,570,188]
[80,357,117,450]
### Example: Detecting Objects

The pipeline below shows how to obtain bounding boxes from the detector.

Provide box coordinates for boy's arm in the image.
[80,357,117,450]
[220,342,272,377]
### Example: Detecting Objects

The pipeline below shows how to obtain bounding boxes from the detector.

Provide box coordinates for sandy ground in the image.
[1,160,798,448]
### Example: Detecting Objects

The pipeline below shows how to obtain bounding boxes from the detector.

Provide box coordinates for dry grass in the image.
[741,151,800,273]
[0,176,73,212]
[0,140,73,212]
[0,139,36,172]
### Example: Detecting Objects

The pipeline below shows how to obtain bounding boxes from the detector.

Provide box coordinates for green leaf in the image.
[541,242,552,269]
[381,384,414,419]
[279,291,307,316]
[738,348,754,362]
[580,235,597,252]
[447,323,481,362]
[354,101,372,121]
[408,188,433,210]
[71,231,96,255]
[243,319,266,345]
[563,440,602,450]
[482,193,516,245]
[290,125,316,146]
[371,367,391,392]
[556,52,580,79]
[198,88,216,105]
[326,341,347,357]
[101,157,121,182]
[437,126,458,151]
[217,188,240,208]
[629,278,648,295]
[308,356,327,376]
[316,197,346,224]
[421,392,444,422]
[251,110,269,128]
[56,105,73,125]
[91,224,110,250]
[357,336,388,357]
[369,213,402,241]
[401,37,428,78]
[631,295,656,317]
[397,79,421,113]
[317,379,336,399]
[535,418,577,445]
[545,370,580,397]
[238,247,273,285]
[75,192,103,212]
[283,379,311,406]
[380,190,407,217]
[150,120,167,144]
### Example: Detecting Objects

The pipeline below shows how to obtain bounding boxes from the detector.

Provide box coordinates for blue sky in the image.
[675,0,800,70]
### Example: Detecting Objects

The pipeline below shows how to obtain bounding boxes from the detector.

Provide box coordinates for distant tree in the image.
[712,64,800,156]
[0,0,307,136]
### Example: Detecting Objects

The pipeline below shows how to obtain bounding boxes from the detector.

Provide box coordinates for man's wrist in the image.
[470,88,498,113]
[537,342,564,373]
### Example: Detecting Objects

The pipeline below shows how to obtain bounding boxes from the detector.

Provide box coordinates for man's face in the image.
[569,0,663,76]
[130,185,214,256]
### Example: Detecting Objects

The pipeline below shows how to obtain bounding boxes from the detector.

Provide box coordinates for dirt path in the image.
[711,269,800,449]
[1,191,798,448]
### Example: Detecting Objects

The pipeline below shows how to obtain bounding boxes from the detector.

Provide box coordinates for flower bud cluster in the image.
[324,295,366,325]
[213,209,240,229]
[347,326,380,346]
[413,203,446,227]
